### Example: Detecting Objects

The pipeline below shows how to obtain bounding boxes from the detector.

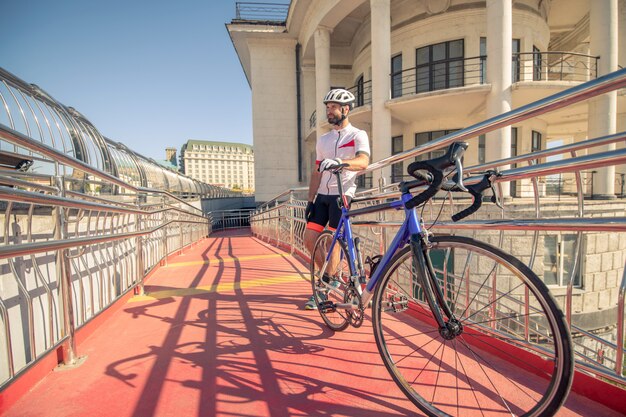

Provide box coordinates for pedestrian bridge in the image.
[1,229,624,417]
[1,66,626,415]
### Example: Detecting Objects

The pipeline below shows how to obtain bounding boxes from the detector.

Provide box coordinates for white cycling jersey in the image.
[316,123,370,197]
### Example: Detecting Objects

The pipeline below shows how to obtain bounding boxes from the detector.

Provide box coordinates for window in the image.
[416,40,464,93]
[532,130,542,152]
[533,45,542,81]
[415,130,458,161]
[391,54,403,98]
[355,74,365,107]
[512,39,521,82]
[480,37,487,83]
[544,234,584,287]
[391,136,404,183]
[356,173,373,190]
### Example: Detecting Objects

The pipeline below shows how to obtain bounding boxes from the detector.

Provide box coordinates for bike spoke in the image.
[373,238,572,417]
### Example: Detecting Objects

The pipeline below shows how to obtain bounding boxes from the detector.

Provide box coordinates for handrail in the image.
[516,50,600,59]
[0,219,205,260]
[467,131,626,172]
[0,184,210,219]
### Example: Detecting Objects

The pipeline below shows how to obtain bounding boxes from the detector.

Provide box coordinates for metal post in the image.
[275,200,279,245]
[288,191,295,254]
[54,176,78,366]
[617,266,625,376]
[162,220,168,267]
[378,176,387,254]
[179,216,183,254]
[136,234,145,296]
[591,170,596,197]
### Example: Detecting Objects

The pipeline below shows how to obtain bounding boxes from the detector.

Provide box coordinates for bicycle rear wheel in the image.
[372,235,573,417]
[310,230,351,331]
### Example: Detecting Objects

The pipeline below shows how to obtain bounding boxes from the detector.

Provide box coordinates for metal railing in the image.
[548,171,626,200]
[347,79,372,109]
[0,76,216,389]
[210,209,254,232]
[391,55,486,99]
[514,51,598,83]
[251,68,626,385]
[234,2,289,24]
[389,51,599,101]
[0,170,210,391]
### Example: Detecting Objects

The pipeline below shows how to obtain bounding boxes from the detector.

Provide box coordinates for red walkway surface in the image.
[2,230,623,417]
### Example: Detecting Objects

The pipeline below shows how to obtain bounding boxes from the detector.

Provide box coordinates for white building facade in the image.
[227,0,625,202]
[181,140,255,193]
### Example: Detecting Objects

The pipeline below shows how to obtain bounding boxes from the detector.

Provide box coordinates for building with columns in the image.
[227,0,625,203]
[228,1,626,359]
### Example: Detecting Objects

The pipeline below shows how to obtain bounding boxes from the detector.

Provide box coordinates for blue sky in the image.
[0,0,289,161]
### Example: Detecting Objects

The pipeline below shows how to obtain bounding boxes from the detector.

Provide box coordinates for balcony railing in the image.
[391,55,486,99]
[234,2,289,24]
[347,79,372,109]
[514,51,598,82]
[390,51,600,100]
[307,51,600,126]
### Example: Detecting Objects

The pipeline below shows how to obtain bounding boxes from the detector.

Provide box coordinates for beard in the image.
[327,114,341,124]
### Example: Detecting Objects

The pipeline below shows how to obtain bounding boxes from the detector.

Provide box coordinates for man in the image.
[304,88,370,310]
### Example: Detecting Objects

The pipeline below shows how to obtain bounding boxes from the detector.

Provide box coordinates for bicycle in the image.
[309,142,574,417]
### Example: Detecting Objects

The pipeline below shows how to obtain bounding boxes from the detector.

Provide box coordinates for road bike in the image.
[309,142,574,417]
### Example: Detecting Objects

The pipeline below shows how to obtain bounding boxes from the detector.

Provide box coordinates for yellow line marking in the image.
[129,273,307,303]
[164,253,287,268]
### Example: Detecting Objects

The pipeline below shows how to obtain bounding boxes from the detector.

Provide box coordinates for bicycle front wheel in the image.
[372,235,573,417]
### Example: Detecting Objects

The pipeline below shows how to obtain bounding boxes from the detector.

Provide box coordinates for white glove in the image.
[319,158,342,172]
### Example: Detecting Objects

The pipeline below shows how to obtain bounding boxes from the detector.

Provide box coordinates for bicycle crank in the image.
[344,287,364,328]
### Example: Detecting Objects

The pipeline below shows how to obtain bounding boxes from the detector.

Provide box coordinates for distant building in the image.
[181,140,254,193]
[165,147,178,168]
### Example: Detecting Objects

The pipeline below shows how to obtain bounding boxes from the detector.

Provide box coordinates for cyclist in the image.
[304,88,370,310]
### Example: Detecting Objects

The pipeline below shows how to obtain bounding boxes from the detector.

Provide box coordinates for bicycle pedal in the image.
[319,300,336,313]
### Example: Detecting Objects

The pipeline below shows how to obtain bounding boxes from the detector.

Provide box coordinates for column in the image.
[621,0,626,69]
[370,0,392,185]
[589,0,618,198]
[314,27,331,139]
[485,0,512,196]
[617,0,626,179]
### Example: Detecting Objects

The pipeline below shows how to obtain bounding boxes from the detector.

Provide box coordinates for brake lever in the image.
[453,157,468,192]
[489,172,503,209]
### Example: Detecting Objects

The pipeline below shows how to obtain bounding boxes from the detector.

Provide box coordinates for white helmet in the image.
[323,88,355,106]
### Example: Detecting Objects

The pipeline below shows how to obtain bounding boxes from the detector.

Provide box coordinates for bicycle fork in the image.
[410,233,463,340]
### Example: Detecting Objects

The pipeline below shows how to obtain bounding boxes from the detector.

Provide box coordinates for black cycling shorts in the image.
[306,194,351,232]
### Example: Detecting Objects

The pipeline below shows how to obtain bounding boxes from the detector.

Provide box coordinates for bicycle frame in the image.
[318,182,453,329]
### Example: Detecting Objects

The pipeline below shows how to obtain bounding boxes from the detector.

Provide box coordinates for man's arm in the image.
[308,167,322,201]
[340,152,370,171]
